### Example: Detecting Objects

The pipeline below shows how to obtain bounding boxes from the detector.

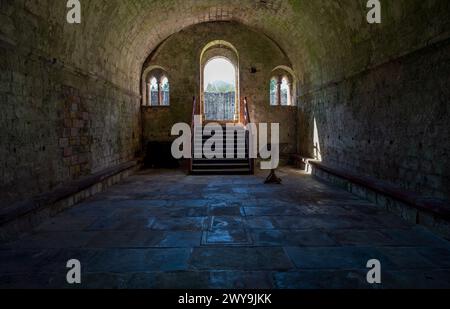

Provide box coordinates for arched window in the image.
[203,57,236,121]
[161,76,170,106]
[269,69,295,106]
[143,69,170,107]
[280,77,291,106]
[149,77,158,106]
[270,77,277,106]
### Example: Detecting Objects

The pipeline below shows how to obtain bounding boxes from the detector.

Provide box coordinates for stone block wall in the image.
[141,22,298,156]
[0,46,141,205]
[298,40,450,199]
[1,0,448,205]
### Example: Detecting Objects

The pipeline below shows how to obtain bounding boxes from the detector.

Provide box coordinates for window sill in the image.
[269,105,297,108]
[141,105,171,109]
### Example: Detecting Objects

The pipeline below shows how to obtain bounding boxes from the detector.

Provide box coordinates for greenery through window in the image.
[270,74,293,106]
[161,76,170,106]
[203,57,236,121]
[270,78,277,106]
[146,74,170,107]
[150,77,158,106]
[280,77,290,106]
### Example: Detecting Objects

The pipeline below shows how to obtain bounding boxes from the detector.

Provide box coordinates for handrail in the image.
[243,97,251,126]
[242,97,255,174]
[191,96,197,132]
[189,96,197,173]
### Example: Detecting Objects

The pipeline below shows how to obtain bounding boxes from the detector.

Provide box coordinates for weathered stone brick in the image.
[70,128,79,137]
[59,138,69,148]
[64,119,72,128]
[69,137,80,146]
[0,0,448,205]
[71,155,79,165]
[63,147,72,157]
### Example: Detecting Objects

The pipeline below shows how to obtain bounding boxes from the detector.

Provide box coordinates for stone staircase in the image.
[191,124,253,175]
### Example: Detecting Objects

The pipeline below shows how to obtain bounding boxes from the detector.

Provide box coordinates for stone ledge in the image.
[290,154,314,172]
[0,161,139,240]
[309,161,450,238]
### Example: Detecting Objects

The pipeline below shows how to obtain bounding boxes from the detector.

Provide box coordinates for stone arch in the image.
[141,65,170,106]
[270,66,298,106]
[199,40,240,121]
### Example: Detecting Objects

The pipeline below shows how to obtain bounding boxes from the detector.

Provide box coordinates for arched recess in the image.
[200,40,240,122]
[270,65,298,106]
[141,65,170,106]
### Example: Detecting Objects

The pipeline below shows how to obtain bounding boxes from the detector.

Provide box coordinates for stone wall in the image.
[141,22,298,156]
[298,39,450,199]
[0,41,141,205]
[1,0,448,204]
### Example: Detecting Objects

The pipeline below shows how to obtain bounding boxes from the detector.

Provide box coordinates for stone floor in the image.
[1,168,450,289]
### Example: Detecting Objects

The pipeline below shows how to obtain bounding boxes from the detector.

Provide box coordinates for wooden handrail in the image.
[189,96,197,173]
[191,96,197,131]
[243,97,251,126]
[242,97,255,174]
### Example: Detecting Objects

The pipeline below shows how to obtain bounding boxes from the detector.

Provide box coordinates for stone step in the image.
[193,147,248,150]
[193,158,249,163]
[191,168,252,175]
[192,163,250,170]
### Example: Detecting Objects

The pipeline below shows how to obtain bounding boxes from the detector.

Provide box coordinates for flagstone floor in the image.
[1,168,450,288]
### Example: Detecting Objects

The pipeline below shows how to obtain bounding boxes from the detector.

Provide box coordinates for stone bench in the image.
[0,160,140,240]
[309,161,450,239]
[290,154,314,172]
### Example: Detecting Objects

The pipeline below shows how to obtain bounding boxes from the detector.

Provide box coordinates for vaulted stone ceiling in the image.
[5,0,449,93]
